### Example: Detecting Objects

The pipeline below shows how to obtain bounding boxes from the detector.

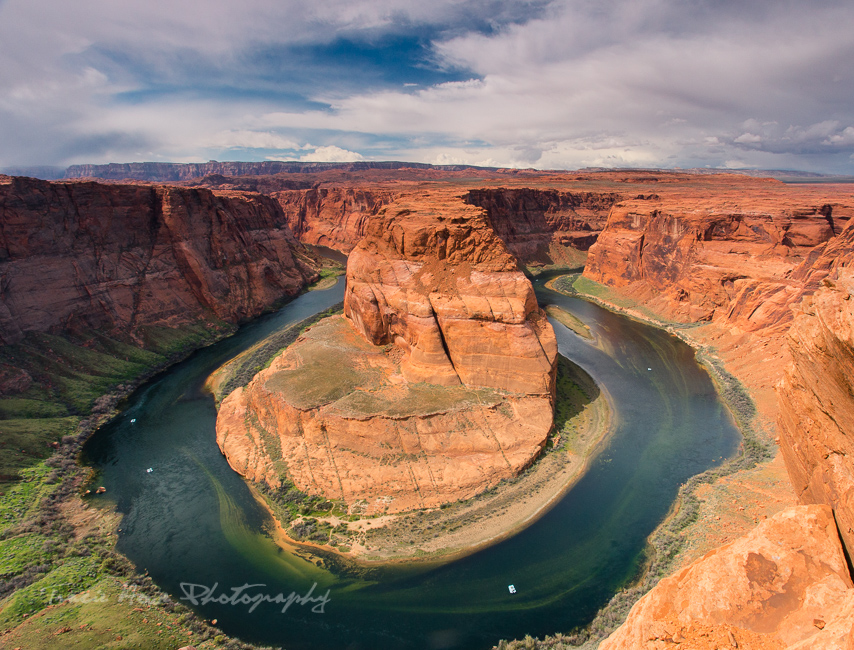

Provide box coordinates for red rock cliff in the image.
[0,175,318,346]
[272,187,398,253]
[777,222,854,556]
[584,180,854,334]
[464,188,621,264]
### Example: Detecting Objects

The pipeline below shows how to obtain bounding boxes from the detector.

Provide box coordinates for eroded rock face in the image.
[600,505,854,650]
[464,188,620,263]
[344,193,558,394]
[217,192,558,514]
[584,183,854,334]
[0,175,317,346]
[777,233,854,556]
[217,317,553,514]
[273,188,398,253]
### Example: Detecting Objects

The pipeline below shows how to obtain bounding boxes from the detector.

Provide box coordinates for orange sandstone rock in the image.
[217,317,553,514]
[599,505,854,650]
[344,193,558,394]
[273,188,398,253]
[584,181,854,335]
[217,192,558,514]
[777,235,854,556]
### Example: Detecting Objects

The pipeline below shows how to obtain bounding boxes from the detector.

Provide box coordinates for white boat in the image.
[508,584,517,594]
[146,468,153,473]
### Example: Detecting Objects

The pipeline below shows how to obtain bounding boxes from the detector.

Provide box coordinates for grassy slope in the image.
[0,320,289,649]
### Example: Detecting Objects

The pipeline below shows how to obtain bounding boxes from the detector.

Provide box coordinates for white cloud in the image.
[1,0,853,172]
[824,126,854,147]
[734,133,762,144]
[206,130,301,151]
[299,145,364,162]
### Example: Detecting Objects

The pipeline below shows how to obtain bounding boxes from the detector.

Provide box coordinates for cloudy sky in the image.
[2,0,853,172]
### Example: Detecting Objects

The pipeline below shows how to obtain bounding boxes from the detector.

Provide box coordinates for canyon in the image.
[2,165,854,648]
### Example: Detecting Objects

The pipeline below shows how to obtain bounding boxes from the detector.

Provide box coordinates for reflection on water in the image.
[83,274,739,649]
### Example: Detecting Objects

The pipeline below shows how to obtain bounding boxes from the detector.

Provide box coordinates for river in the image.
[82,274,739,649]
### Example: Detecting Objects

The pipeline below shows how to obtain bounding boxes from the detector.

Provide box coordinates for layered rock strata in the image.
[464,188,620,263]
[584,184,854,334]
[343,193,558,394]
[273,188,398,253]
[217,192,558,514]
[0,175,318,346]
[777,231,854,556]
[600,505,854,650]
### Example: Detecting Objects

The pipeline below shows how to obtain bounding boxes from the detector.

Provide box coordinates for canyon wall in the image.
[586,179,854,647]
[0,175,318,346]
[272,188,399,253]
[584,185,853,334]
[777,224,854,555]
[464,188,621,264]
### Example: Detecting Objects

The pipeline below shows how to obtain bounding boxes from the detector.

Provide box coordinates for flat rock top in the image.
[263,315,503,418]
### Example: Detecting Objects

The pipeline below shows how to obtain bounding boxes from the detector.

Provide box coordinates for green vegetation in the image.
[0,257,346,648]
[545,305,592,339]
[308,265,345,291]
[0,322,235,483]
[551,355,601,453]
[211,302,344,402]
[255,480,346,547]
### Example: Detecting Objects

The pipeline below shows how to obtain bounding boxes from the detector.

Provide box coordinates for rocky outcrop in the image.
[217,317,553,514]
[0,175,318,346]
[584,181,854,334]
[600,505,854,650]
[272,188,398,253]
[464,188,621,264]
[777,227,854,556]
[344,192,558,394]
[216,191,558,514]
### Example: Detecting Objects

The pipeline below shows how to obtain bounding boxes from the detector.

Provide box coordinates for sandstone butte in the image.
[216,191,558,514]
